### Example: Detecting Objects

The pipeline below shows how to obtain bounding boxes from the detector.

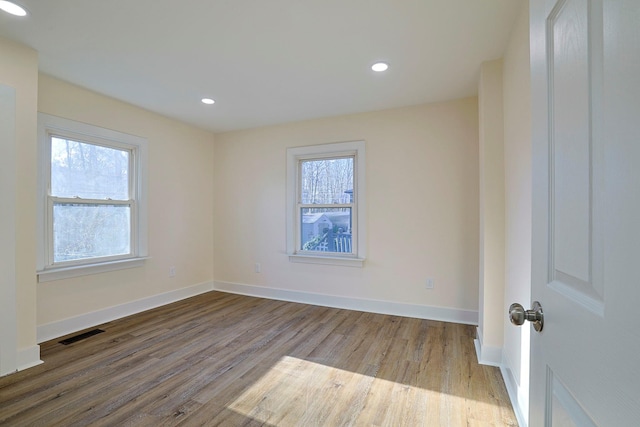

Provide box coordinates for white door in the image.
[526,0,640,425]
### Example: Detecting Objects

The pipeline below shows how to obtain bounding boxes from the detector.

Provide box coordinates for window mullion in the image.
[50,196,132,206]
[298,203,353,209]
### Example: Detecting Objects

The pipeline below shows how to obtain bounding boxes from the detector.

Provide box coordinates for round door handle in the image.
[509,301,544,332]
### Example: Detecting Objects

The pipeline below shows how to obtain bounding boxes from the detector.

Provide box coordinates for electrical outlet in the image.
[169,266,176,277]
[425,278,434,289]
[255,263,261,273]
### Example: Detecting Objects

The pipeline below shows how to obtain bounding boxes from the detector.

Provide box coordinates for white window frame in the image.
[37,113,149,282]
[286,140,366,267]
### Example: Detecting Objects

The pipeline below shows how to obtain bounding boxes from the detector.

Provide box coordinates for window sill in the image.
[37,257,149,283]
[288,254,365,268]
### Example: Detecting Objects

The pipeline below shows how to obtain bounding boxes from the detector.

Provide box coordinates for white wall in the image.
[36,75,215,339]
[0,37,40,373]
[0,82,17,376]
[213,99,480,321]
[477,59,506,366]
[474,4,531,424]
[502,2,532,425]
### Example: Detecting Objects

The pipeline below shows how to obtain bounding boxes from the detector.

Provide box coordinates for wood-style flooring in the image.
[0,292,518,426]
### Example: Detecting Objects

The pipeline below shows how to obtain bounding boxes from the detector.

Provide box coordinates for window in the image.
[286,141,366,267]
[37,114,148,281]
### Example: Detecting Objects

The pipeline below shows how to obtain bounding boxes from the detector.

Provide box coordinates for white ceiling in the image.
[0,0,523,133]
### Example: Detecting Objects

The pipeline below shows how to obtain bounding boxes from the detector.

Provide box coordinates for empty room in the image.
[1,0,639,426]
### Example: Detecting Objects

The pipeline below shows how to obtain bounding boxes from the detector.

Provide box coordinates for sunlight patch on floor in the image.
[225,355,501,426]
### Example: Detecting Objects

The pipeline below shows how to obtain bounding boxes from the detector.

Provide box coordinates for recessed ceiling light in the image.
[201,98,215,105]
[0,1,27,16]
[371,62,389,72]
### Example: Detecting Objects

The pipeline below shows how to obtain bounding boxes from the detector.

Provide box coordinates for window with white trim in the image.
[37,113,148,282]
[286,141,366,267]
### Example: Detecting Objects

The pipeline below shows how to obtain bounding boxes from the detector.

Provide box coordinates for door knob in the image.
[509,301,544,332]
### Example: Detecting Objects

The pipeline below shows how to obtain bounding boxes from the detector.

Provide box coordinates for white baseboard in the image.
[474,327,526,426]
[1,345,43,377]
[37,281,214,343]
[474,339,504,367]
[473,327,503,367]
[501,355,528,427]
[17,345,43,372]
[212,281,478,325]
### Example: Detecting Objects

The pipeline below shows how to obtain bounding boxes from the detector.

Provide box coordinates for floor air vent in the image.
[59,329,105,345]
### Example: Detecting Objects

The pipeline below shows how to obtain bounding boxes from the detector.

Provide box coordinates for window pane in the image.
[300,207,352,253]
[53,203,131,262]
[300,157,353,204]
[51,137,130,200]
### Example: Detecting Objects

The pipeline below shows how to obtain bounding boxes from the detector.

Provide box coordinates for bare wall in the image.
[477,58,506,358]
[214,99,479,314]
[0,36,39,370]
[502,1,532,421]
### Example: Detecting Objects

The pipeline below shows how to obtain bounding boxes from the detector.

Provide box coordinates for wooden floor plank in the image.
[0,291,518,426]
